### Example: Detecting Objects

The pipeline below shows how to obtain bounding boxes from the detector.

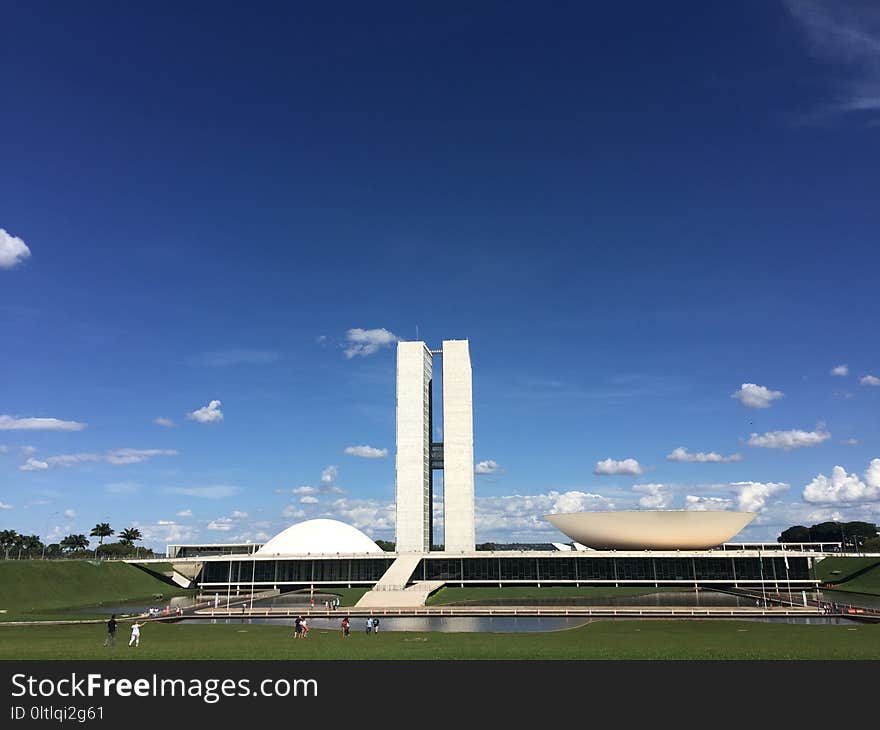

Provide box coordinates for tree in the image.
[374,539,396,552]
[0,530,19,559]
[778,526,810,543]
[60,534,89,552]
[118,527,143,555]
[90,523,115,546]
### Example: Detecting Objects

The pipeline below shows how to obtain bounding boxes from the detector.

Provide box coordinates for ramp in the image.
[354,555,438,608]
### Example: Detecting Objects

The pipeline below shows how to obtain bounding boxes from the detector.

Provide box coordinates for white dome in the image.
[256,519,384,555]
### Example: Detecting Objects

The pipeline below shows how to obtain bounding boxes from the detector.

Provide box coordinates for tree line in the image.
[778,521,880,552]
[0,523,157,560]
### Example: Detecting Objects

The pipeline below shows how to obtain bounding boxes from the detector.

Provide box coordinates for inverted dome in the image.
[545,510,756,550]
[256,519,384,555]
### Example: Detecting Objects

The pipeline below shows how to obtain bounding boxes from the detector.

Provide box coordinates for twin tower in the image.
[395,339,475,552]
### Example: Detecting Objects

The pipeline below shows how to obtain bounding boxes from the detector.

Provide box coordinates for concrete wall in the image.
[442,339,475,552]
[395,341,433,551]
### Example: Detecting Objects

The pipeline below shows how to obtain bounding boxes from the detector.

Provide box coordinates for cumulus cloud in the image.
[19,457,49,471]
[19,448,177,470]
[207,517,234,531]
[63,508,76,518]
[187,399,223,423]
[0,228,31,269]
[135,520,195,547]
[230,510,248,520]
[633,483,673,509]
[343,328,399,358]
[860,374,880,386]
[0,501,12,510]
[154,417,176,428]
[731,383,784,409]
[803,459,880,504]
[344,445,388,459]
[300,496,319,504]
[282,505,306,519]
[666,447,742,463]
[475,460,502,475]
[0,415,86,431]
[293,486,316,495]
[476,491,616,540]
[746,427,831,450]
[164,485,240,499]
[176,508,192,517]
[831,364,849,376]
[593,458,644,476]
[324,498,396,534]
[685,495,735,511]
[730,481,789,512]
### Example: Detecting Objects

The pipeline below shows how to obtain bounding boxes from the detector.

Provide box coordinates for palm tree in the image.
[21,534,43,558]
[60,534,89,553]
[0,530,19,560]
[90,523,114,556]
[118,527,143,556]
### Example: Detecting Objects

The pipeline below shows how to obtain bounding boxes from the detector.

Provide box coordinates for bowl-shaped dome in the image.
[256,519,384,555]
[545,510,756,550]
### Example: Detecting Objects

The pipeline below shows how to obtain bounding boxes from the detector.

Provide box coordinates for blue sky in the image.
[2,1,879,550]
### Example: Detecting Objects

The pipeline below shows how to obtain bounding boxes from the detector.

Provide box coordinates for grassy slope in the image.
[0,560,191,621]
[822,564,880,597]
[426,586,679,606]
[816,557,880,583]
[0,620,877,659]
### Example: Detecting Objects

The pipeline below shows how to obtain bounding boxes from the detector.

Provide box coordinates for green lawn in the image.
[821,564,880,597]
[0,560,192,622]
[816,556,880,584]
[426,586,680,606]
[0,620,877,659]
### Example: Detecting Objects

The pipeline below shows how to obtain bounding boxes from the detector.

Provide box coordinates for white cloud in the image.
[207,517,234,531]
[730,481,789,512]
[324,497,396,534]
[344,445,388,459]
[593,458,644,476]
[0,228,31,269]
[803,459,880,504]
[187,399,223,423]
[475,460,502,475]
[19,457,48,471]
[63,508,76,518]
[841,438,860,446]
[831,364,849,376]
[731,383,783,409]
[343,328,399,358]
[746,427,831,450]
[164,485,240,499]
[0,502,12,510]
[860,374,880,386]
[0,415,86,431]
[685,495,735,511]
[20,448,177,470]
[20,445,37,455]
[135,520,195,547]
[633,483,673,509]
[282,505,305,519]
[300,496,319,504]
[176,508,192,517]
[154,417,176,428]
[321,465,337,485]
[230,511,248,519]
[475,491,616,540]
[157,520,176,526]
[783,0,880,121]
[293,486,316,495]
[666,447,742,463]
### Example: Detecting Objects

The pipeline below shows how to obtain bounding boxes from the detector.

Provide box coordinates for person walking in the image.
[365,616,373,635]
[128,622,142,648]
[294,615,303,639]
[341,616,350,637]
[103,614,117,647]
[372,616,380,635]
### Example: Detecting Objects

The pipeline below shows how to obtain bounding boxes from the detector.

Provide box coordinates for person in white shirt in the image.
[129,622,142,647]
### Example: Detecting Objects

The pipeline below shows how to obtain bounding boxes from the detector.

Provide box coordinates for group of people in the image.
[103,614,142,648]
[293,615,311,638]
[292,615,379,639]
[309,596,341,610]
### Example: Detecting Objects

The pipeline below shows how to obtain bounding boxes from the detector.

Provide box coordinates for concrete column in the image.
[442,339,475,552]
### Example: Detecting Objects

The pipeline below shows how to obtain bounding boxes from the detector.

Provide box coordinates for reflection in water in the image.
[450,590,756,608]
[80,595,198,615]
[180,616,591,632]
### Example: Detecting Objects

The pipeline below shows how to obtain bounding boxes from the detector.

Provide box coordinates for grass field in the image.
[0,560,192,622]
[0,620,877,659]
[816,556,880,584]
[426,586,679,605]
[821,564,880,597]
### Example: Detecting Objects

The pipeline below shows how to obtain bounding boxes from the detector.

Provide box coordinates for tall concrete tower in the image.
[394,341,433,552]
[394,338,475,553]
[441,339,475,552]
